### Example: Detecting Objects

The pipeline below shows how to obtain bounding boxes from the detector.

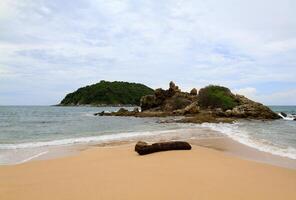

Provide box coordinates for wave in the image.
[0,129,179,150]
[18,151,48,164]
[199,122,296,160]
[278,112,296,121]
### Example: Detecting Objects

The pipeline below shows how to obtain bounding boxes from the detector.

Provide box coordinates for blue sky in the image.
[0,0,295,105]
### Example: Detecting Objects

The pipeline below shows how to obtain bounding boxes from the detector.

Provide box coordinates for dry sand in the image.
[0,144,296,200]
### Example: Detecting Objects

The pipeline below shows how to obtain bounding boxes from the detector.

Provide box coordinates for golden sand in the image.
[0,144,296,200]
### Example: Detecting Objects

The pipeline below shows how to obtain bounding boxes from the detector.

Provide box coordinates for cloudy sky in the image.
[0,0,295,105]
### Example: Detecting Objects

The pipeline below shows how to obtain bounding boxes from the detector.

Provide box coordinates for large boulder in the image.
[231,95,280,119]
[190,88,197,96]
[184,102,200,114]
[140,82,194,112]
[163,94,192,111]
[140,95,157,111]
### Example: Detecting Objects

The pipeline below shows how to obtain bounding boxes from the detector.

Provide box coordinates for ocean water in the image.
[0,106,296,164]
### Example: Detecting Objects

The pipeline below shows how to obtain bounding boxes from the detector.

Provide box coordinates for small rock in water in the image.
[280,112,287,117]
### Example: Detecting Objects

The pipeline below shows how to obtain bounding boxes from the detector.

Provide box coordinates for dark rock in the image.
[169,81,176,89]
[94,111,110,116]
[190,88,197,96]
[94,112,101,116]
[135,141,192,155]
[140,95,157,111]
[280,112,287,117]
[117,108,129,113]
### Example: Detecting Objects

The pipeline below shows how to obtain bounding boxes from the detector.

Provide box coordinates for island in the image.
[99,81,280,122]
[59,80,154,106]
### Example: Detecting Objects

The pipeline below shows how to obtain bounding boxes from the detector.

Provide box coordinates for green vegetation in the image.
[198,85,238,110]
[60,81,154,106]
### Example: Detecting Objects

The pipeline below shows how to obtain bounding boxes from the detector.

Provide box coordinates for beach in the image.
[1,143,296,200]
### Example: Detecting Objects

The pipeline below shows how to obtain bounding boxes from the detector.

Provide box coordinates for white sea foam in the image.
[18,151,48,164]
[278,113,295,121]
[0,129,179,150]
[199,122,296,160]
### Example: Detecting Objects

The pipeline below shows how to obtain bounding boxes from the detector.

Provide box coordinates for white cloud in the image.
[0,0,295,105]
[258,90,296,105]
[233,87,257,99]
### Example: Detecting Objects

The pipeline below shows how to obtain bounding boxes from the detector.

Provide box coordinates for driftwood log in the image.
[135,141,192,155]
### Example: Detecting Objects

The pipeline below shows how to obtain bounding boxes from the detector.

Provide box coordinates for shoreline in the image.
[0,142,296,200]
[1,127,296,169]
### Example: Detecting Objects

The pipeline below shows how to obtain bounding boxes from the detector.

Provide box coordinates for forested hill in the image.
[60,81,154,106]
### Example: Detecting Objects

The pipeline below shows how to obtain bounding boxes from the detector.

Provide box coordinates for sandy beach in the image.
[0,143,296,200]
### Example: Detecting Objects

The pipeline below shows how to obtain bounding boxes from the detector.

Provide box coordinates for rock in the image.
[94,112,101,116]
[233,95,280,119]
[169,81,176,90]
[140,82,194,112]
[168,81,181,95]
[172,103,198,115]
[140,95,157,111]
[190,88,197,96]
[280,112,287,117]
[231,106,247,118]
[184,102,199,114]
[117,108,129,113]
[177,112,235,124]
[135,141,192,155]
[133,107,140,113]
[163,94,192,111]
[214,108,225,117]
[102,82,280,121]
[225,110,232,117]
[94,111,111,116]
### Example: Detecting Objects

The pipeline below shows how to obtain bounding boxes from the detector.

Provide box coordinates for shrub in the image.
[198,85,238,110]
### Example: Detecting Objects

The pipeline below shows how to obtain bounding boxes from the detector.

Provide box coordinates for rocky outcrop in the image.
[98,81,280,121]
[140,81,197,112]
[224,95,280,119]
[135,141,192,155]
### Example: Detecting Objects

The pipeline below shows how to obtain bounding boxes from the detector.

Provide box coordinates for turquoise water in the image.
[0,105,296,164]
[0,106,187,146]
[269,105,296,114]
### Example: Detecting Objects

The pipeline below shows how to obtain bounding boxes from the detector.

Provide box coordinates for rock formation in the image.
[140,81,197,112]
[98,81,280,121]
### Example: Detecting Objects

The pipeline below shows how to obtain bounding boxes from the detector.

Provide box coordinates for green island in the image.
[59,80,154,106]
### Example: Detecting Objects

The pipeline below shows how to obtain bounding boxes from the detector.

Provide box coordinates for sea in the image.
[0,106,295,165]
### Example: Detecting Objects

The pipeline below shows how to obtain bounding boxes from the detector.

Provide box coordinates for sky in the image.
[0,0,295,105]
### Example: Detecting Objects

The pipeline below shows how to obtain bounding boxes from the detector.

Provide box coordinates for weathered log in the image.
[135,141,191,155]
